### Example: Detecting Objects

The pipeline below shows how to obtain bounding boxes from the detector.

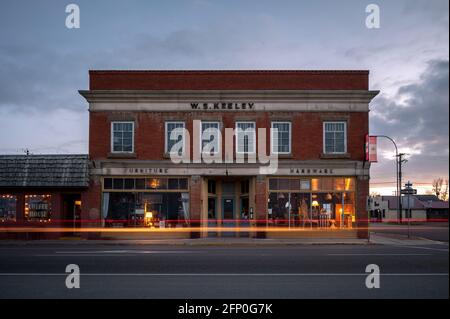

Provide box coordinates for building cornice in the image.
[79,90,379,112]
[79,89,379,103]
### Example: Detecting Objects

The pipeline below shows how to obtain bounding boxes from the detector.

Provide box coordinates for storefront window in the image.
[104,178,188,191]
[25,195,52,222]
[103,192,189,228]
[268,177,356,229]
[102,177,189,228]
[0,195,17,222]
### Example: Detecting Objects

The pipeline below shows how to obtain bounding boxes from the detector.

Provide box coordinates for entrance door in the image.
[208,197,218,237]
[223,198,234,220]
[239,197,250,237]
[222,197,235,237]
[61,194,81,236]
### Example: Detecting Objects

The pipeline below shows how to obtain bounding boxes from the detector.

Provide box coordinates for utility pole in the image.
[401,181,416,238]
[397,153,408,223]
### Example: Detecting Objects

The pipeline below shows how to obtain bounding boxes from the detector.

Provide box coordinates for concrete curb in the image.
[0,238,372,246]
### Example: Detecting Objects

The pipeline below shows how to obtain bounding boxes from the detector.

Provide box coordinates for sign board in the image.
[365,135,378,162]
[401,188,417,195]
[402,197,415,209]
[100,166,365,176]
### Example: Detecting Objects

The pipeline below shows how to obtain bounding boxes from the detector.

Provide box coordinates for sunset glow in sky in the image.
[0,0,448,195]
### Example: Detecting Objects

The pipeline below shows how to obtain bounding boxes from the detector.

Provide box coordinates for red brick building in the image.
[79,70,379,239]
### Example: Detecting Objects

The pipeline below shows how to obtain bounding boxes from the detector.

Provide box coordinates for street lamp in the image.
[373,135,402,223]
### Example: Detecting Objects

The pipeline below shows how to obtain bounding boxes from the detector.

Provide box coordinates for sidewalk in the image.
[1,234,447,246]
[369,232,448,246]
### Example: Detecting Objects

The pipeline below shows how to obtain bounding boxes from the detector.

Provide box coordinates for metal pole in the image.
[398,154,403,223]
[341,192,345,228]
[310,193,313,229]
[288,192,291,229]
[405,180,413,239]
[373,135,400,223]
[407,192,411,238]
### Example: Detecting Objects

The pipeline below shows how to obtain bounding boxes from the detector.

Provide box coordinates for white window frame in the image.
[165,121,185,155]
[111,121,134,153]
[235,121,256,154]
[271,121,292,155]
[323,121,347,154]
[200,121,221,155]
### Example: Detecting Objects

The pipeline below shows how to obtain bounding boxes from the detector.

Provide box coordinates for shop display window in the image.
[0,195,17,222]
[25,195,52,222]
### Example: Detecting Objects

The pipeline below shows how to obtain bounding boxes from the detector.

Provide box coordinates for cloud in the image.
[0,0,448,189]
[370,59,449,184]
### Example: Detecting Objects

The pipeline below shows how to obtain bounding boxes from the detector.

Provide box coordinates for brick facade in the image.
[81,70,377,239]
[89,111,368,161]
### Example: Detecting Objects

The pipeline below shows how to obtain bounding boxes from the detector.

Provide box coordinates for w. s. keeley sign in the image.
[190,102,255,110]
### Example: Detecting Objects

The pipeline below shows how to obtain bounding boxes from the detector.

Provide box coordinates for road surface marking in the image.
[327,253,431,256]
[55,250,197,254]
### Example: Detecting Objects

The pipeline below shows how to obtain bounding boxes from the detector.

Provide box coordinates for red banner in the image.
[369,136,377,162]
[365,135,378,162]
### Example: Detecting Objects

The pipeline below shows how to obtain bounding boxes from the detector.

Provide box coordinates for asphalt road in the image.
[370,222,449,242]
[0,241,448,299]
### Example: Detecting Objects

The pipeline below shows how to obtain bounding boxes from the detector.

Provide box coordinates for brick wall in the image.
[89,70,369,91]
[356,177,370,239]
[89,111,368,161]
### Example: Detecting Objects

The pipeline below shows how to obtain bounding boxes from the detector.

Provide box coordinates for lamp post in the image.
[373,135,402,223]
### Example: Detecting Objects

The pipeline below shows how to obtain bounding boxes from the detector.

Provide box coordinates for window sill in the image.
[320,153,351,159]
[107,152,137,159]
[163,153,187,159]
[273,153,293,159]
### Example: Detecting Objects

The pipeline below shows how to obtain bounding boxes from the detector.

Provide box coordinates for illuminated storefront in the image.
[0,195,17,222]
[268,177,355,228]
[101,177,189,228]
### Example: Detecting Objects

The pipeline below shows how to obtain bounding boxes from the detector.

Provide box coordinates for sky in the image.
[0,0,448,195]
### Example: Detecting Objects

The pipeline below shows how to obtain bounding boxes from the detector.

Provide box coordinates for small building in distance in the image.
[369,194,449,222]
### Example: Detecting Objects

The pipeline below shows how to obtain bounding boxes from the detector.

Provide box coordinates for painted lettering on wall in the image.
[190,102,255,110]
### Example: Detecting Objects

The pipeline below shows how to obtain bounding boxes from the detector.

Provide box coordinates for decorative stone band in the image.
[92,162,370,177]
[79,90,379,113]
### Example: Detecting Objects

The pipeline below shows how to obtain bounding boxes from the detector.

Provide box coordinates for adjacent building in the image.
[0,155,89,238]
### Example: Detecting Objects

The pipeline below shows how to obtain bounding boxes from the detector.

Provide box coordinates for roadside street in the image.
[0,235,447,299]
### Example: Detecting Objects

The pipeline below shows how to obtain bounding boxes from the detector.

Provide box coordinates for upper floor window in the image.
[165,121,185,155]
[271,121,291,154]
[111,121,134,153]
[236,121,256,154]
[323,121,347,154]
[201,121,220,155]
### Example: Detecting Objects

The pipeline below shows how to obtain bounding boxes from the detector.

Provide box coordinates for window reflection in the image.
[103,192,189,228]
[0,195,17,222]
[268,177,356,229]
